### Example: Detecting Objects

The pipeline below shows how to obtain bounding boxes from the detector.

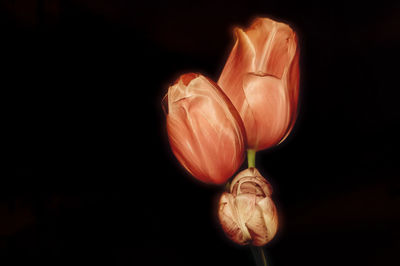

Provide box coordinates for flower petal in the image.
[246,204,269,246]
[218,28,256,112]
[230,168,272,196]
[257,197,278,244]
[280,42,300,143]
[246,18,297,78]
[166,74,246,184]
[242,73,290,150]
[218,192,249,245]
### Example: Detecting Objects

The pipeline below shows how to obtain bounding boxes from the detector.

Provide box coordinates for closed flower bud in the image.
[218,168,278,246]
[218,18,300,151]
[163,73,246,184]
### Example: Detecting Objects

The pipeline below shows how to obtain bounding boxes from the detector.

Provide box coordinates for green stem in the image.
[247,149,256,168]
[259,246,267,266]
[250,246,267,266]
[247,150,268,266]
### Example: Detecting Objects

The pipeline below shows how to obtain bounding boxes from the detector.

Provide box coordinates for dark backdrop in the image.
[2,0,399,265]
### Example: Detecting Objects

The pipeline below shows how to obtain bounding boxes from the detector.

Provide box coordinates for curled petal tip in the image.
[178,73,200,86]
[161,94,168,115]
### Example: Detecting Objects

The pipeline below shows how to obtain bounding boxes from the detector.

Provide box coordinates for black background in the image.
[2,0,399,265]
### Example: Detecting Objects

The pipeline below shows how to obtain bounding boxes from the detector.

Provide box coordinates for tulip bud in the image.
[163,73,246,184]
[218,168,278,246]
[218,18,300,151]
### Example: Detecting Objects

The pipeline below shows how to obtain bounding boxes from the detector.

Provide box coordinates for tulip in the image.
[218,168,278,246]
[218,18,300,151]
[163,73,246,184]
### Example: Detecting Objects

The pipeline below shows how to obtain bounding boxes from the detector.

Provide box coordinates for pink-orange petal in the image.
[242,73,290,150]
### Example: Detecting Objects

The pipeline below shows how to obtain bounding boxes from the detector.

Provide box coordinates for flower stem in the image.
[247,149,268,266]
[247,149,256,168]
[250,246,267,266]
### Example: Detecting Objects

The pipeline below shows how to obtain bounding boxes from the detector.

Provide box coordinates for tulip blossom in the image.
[218,18,300,151]
[218,168,278,246]
[163,73,246,184]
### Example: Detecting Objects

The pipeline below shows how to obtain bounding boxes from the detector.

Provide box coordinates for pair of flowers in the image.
[163,18,299,246]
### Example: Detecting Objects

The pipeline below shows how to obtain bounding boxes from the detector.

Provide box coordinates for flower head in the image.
[163,73,246,184]
[218,168,278,246]
[218,18,300,151]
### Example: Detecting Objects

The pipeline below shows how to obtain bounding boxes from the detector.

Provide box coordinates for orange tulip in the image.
[218,168,278,246]
[218,18,300,151]
[163,73,246,184]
